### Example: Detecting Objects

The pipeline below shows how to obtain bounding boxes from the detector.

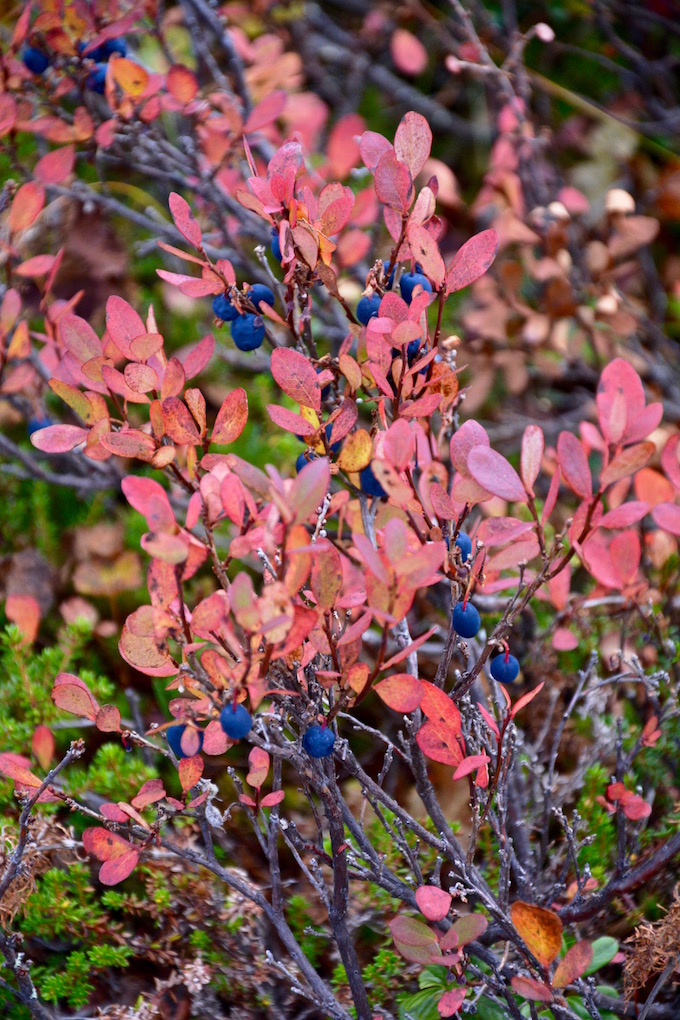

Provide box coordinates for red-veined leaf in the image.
[374,674,423,713]
[552,941,594,988]
[467,447,526,502]
[446,229,498,294]
[271,348,321,411]
[510,901,563,967]
[557,432,592,499]
[168,192,202,248]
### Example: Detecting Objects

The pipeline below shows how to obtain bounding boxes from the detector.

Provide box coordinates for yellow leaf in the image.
[337,428,373,472]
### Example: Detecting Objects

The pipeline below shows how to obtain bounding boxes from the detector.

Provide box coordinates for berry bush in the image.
[1,2,680,1019]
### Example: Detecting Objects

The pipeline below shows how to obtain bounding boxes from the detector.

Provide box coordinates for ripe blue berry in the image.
[452,601,481,638]
[359,463,387,499]
[490,653,520,684]
[249,284,275,311]
[270,227,282,261]
[455,533,472,562]
[220,703,252,740]
[302,725,335,758]
[87,63,107,93]
[357,294,382,325]
[400,272,432,304]
[102,37,127,59]
[23,47,50,74]
[231,313,265,351]
[212,293,237,321]
[296,452,313,473]
[27,417,53,436]
[167,724,203,759]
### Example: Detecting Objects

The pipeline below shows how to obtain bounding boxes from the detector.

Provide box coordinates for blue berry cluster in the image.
[212,284,275,352]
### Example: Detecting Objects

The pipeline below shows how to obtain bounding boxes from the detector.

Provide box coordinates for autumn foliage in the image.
[2,2,680,1019]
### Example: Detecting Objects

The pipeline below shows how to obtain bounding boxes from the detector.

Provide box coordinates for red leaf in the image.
[181,333,215,379]
[100,429,157,461]
[9,182,45,233]
[318,182,355,236]
[271,348,321,411]
[166,64,199,103]
[266,404,317,436]
[510,682,545,719]
[601,442,654,488]
[596,358,644,445]
[178,754,204,792]
[600,502,649,528]
[437,988,466,1017]
[168,192,202,248]
[552,942,594,988]
[52,672,100,720]
[99,850,139,886]
[32,726,55,771]
[0,753,42,788]
[374,150,413,212]
[34,145,75,185]
[244,90,287,133]
[467,447,526,502]
[30,424,88,453]
[415,885,452,921]
[430,483,457,520]
[511,976,553,1002]
[389,915,441,965]
[661,434,680,491]
[96,705,121,732]
[448,914,488,946]
[374,674,423,713]
[446,229,498,294]
[106,296,145,360]
[121,476,175,532]
[453,754,491,780]
[260,790,285,808]
[394,112,432,178]
[609,531,640,585]
[131,779,166,809]
[246,747,270,790]
[557,432,592,499]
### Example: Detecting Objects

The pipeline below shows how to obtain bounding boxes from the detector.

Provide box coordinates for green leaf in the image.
[397,988,442,1020]
[475,998,510,1020]
[584,937,619,975]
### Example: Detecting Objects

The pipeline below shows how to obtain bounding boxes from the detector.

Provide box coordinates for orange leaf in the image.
[510,901,563,968]
[178,754,204,792]
[110,57,148,96]
[374,674,423,713]
[52,672,100,721]
[212,388,248,444]
[166,64,199,103]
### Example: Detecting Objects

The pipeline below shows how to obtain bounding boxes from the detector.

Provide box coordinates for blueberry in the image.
[270,227,282,262]
[102,37,127,59]
[452,602,481,639]
[212,293,237,322]
[27,417,53,436]
[302,725,335,758]
[23,47,50,74]
[359,463,387,499]
[167,724,203,759]
[249,284,275,311]
[400,272,432,304]
[387,268,396,290]
[406,339,421,364]
[357,294,382,326]
[220,703,252,740]
[318,369,331,402]
[455,533,472,562]
[231,313,265,351]
[296,452,313,473]
[86,63,107,94]
[490,653,520,684]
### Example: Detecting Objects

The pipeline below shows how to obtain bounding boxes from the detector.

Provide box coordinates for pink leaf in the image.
[96,705,121,732]
[511,976,553,1002]
[359,131,392,173]
[652,502,680,536]
[374,150,413,212]
[446,229,498,294]
[557,432,592,499]
[30,424,88,453]
[415,885,452,921]
[510,682,545,719]
[437,988,466,1017]
[289,456,331,523]
[596,358,644,445]
[271,348,322,410]
[168,192,202,248]
[394,112,432,178]
[601,442,654,488]
[391,29,428,76]
[212,387,248,444]
[266,404,317,436]
[467,447,526,502]
[521,425,544,496]
[453,754,491,780]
